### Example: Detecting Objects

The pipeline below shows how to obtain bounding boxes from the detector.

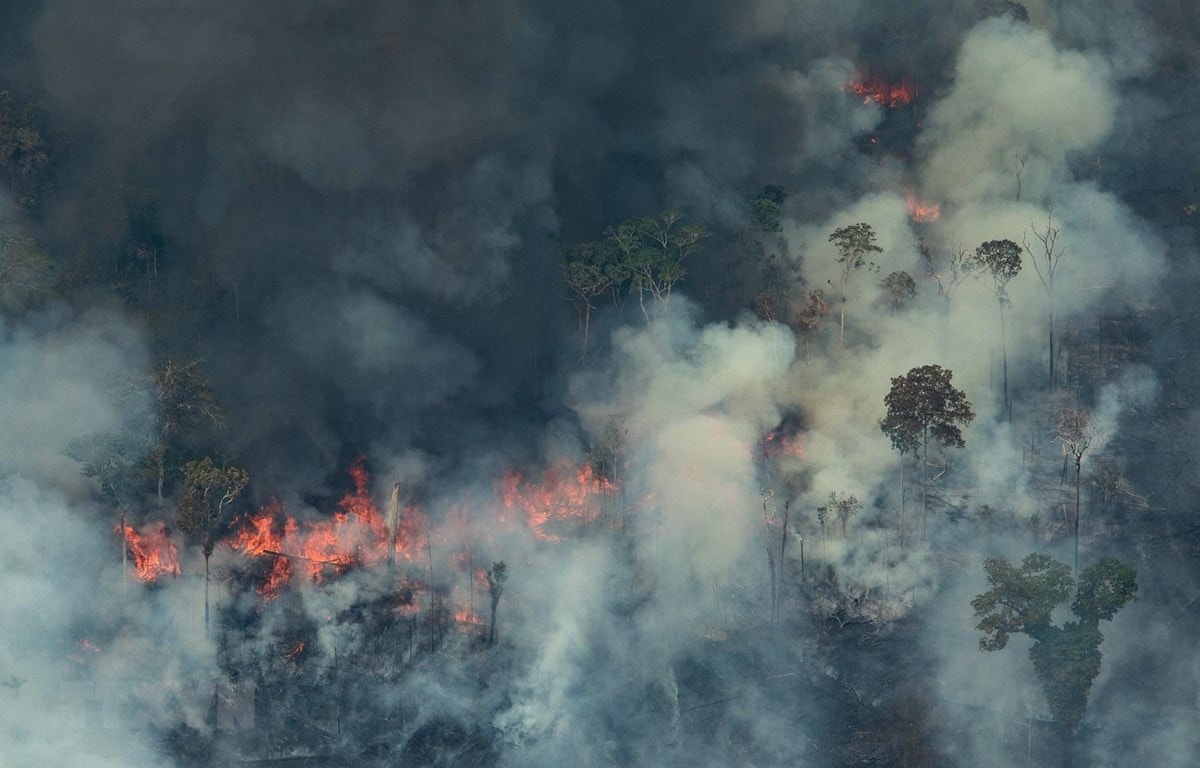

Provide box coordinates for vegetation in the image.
[973,554,1137,759]
[829,222,882,349]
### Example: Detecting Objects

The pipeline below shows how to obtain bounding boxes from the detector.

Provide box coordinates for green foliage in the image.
[0,91,52,210]
[817,492,861,538]
[881,270,917,311]
[829,222,883,284]
[971,239,1022,305]
[879,365,975,455]
[972,554,1137,727]
[177,457,249,557]
[748,185,786,234]
[63,431,152,507]
[971,553,1073,650]
[564,210,710,325]
[0,231,54,312]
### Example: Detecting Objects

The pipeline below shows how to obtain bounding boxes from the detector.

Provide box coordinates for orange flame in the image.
[846,74,917,108]
[285,640,305,661]
[905,189,942,223]
[500,463,616,542]
[228,460,428,597]
[120,521,181,582]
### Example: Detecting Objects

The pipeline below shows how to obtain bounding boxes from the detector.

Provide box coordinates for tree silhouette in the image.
[970,239,1021,418]
[829,223,882,349]
[177,457,248,629]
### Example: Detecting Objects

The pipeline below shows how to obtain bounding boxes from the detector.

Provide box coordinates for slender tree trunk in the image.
[120,508,128,586]
[839,304,846,350]
[922,431,929,541]
[204,554,211,629]
[1000,304,1010,419]
[1049,298,1057,389]
[899,454,906,550]
[488,597,499,646]
[1080,453,1089,573]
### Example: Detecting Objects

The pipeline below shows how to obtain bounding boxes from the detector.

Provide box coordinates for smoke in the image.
[0,0,1196,766]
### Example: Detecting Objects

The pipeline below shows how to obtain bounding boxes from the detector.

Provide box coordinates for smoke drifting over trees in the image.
[1,1,1199,766]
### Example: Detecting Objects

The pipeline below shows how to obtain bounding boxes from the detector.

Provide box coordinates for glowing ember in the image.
[120,521,181,582]
[761,431,806,460]
[905,189,942,223]
[453,608,485,633]
[500,463,616,542]
[285,640,305,661]
[846,74,917,108]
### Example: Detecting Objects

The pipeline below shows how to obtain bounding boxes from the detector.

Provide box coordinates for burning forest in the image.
[3,2,1200,767]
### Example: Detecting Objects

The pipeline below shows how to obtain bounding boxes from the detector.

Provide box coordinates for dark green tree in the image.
[970,239,1022,417]
[142,358,224,504]
[880,365,975,539]
[829,223,882,349]
[880,270,917,311]
[607,211,709,323]
[177,457,249,628]
[0,231,54,313]
[486,561,508,647]
[0,91,52,211]
[972,554,1137,765]
[564,240,622,360]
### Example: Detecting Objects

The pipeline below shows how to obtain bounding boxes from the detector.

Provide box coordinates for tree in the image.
[794,289,830,362]
[0,231,54,313]
[829,223,882,349]
[970,239,1022,418]
[972,554,1137,765]
[142,358,224,503]
[1024,208,1066,388]
[564,240,621,360]
[486,561,508,647]
[177,457,249,628]
[0,91,52,211]
[818,492,861,539]
[880,270,917,311]
[607,211,709,323]
[64,431,152,582]
[1055,406,1102,573]
[880,365,975,539]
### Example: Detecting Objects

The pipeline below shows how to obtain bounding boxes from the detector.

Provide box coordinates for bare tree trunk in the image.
[120,507,128,586]
[488,596,499,646]
[1074,456,1082,573]
[1000,304,1010,419]
[204,554,210,629]
[839,304,846,350]
[922,430,929,541]
[1049,299,1057,389]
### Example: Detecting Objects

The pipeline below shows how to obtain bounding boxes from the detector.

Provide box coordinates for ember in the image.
[761,430,806,460]
[846,74,917,108]
[120,521,181,582]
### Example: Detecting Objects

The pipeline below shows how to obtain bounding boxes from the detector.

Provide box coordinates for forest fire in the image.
[846,74,917,108]
[227,460,426,597]
[120,521,181,582]
[500,463,616,542]
[905,189,942,223]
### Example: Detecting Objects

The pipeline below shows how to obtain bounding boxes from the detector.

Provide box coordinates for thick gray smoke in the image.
[1,1,1197,766]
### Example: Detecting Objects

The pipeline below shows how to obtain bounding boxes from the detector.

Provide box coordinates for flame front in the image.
[905,189,942,223]
[846,74,917,108]
[120,521,181,582]
[500,463,616,542]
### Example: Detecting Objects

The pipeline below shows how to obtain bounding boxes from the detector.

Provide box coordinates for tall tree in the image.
[1024,209,1066,388]
[828,223,882,349]
[142,358,224,504]
[607,211,709,323]
[486,561,508,647]
[1055,406,1101,573]
[64,431,152,582]
[177,457,249,628]
[973,554,1137,766]
[794,289,830,362]
[880,365,975,539]
[564,240,622,361]
[971,239,1022,418]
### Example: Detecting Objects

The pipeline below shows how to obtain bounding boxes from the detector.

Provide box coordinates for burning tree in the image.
[829,223,882,349]
[177,457,249,628]
[880,365,975,540]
